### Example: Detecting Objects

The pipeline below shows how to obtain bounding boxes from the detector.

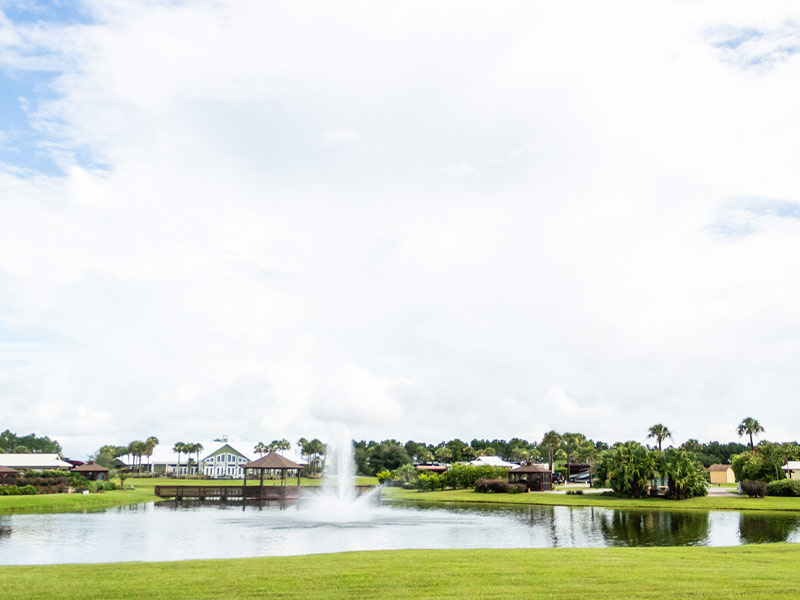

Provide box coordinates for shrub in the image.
[566,489,584,495]
[19,485,37,495]
[766,479,800,497]
[741,480,767,498]
[473,478,524,494]
[376,470,392,484]
[416,472,443,492]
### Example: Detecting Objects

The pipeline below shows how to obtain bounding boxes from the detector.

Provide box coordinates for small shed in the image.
[71,461,110,481]
[509,463,552,492]
[708,464,735,485]
[0,465,18,486]
[782,461,800,481]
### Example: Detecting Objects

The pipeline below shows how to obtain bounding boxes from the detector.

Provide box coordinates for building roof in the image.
[71,461,109,473]
[509,463,551,473]
[0,454,72,469]
[415,464,447,472]
[244,451,302,470]
[782,461,800,471]
[0,465,18,474]
[120,441,306,467]
[708,464,732,472]
[469,455,518,468]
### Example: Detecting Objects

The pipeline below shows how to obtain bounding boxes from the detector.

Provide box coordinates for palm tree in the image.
[128,440,146,473]
[562,433,585,481]
[274,439,290,455]
[574,440,600,484]
[647,424,672,451]
[144,436,159,473]
[541,431,562,473]
[254,442,268,457]
[737,417,765,450]
[172,442,186,477]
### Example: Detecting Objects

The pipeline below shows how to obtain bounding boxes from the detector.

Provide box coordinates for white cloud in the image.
[2,1,800,457]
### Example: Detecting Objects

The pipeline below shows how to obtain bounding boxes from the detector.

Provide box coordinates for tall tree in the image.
[562,433,586,480]
[144,436,159,472]
[541,431,562,472]
[647,424,672,451]
[737,417,765,450]
[172,442,186,477]
[254,442,268,457]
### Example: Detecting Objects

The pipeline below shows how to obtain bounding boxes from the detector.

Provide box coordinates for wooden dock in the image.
[154,484,379,501]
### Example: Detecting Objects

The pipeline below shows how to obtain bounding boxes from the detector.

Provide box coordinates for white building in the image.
[0,453,73,470]
[469,455,518,468]
[123,440,306,478]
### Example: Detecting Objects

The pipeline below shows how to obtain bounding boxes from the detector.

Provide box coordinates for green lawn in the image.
[386,487,800,512]
[2,545,800,599]
[0,476,379,516]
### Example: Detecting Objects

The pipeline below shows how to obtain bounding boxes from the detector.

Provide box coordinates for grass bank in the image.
[386,487,800,512]
[0,476,379,516]
[2,545,800,599]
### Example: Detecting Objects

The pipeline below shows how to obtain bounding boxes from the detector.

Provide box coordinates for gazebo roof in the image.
[243,451,302,470]
[509,463,551,473]
[71,461,109,473]
[0,465,18,474]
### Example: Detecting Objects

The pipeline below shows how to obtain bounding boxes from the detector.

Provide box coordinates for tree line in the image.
[0,429,62,454]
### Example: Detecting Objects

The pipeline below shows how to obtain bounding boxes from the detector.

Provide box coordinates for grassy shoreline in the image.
[2,545,800,599]
[385,486,800,512]
[0,476,378,516]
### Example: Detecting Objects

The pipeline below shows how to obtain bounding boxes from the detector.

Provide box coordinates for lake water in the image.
[1,499,799,565]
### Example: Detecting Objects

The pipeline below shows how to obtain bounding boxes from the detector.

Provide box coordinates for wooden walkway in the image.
[154,484,379,501]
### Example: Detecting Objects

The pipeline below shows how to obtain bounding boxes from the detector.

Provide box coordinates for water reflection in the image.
[598,509,709,546]
[0,501,799,565]
[739,512,800,544]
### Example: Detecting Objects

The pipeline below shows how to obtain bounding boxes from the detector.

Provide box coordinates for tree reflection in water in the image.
[599,509,710,546]
[739,512,800,544]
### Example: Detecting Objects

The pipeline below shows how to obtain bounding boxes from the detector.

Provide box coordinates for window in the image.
[229,454,237,463]
[207,456,214,463]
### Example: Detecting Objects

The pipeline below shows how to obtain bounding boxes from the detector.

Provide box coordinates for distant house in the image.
[122,441,305,479]
[469,456,518,468]
[0,454,73,471]
[508,463,553,491]
[782,461,800,481]
[708,464,735,484]
[71,461,109,481]
[415,464,447,474]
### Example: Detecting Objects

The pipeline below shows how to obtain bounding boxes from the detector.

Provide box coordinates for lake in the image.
[1,499,799,565]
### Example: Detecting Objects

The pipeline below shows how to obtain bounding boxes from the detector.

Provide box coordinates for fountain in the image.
[299,424,380,523]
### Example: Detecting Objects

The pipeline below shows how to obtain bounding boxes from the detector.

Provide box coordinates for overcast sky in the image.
[2,1,800,459]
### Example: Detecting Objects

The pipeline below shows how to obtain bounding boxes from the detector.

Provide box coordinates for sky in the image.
[2,1,800,459]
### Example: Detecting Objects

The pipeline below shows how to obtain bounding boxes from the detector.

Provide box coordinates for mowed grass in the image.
[3,545,800,599]
[0,476,379,516]
[386,487,800,512]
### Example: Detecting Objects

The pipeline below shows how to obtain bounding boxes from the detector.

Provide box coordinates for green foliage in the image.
[731,443,800,483]
[766,479,800,497]
[740,480,767,498]
[0,429,62,454]
[566,489,584,495]
[600,441,656,498]
[416,472,444,491]
[376,470,392,484]
[0,485,37,496]
[658,448,708,500]
[473,478,524,494]
[441,464,510,490]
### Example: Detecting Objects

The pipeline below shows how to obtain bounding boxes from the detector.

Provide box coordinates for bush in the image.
[741,480,767,498]
[566,489,583,495]
[376,470,392,484]
[416,472,443,492]
[19,484,37,495]
[766,479,800,497]
[474,478,525,494]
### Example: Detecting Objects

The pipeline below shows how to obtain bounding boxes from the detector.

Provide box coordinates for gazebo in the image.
[0,465,18,486]
[243,452,303,496]
[71,461,110,481]
[508,463,553,492]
